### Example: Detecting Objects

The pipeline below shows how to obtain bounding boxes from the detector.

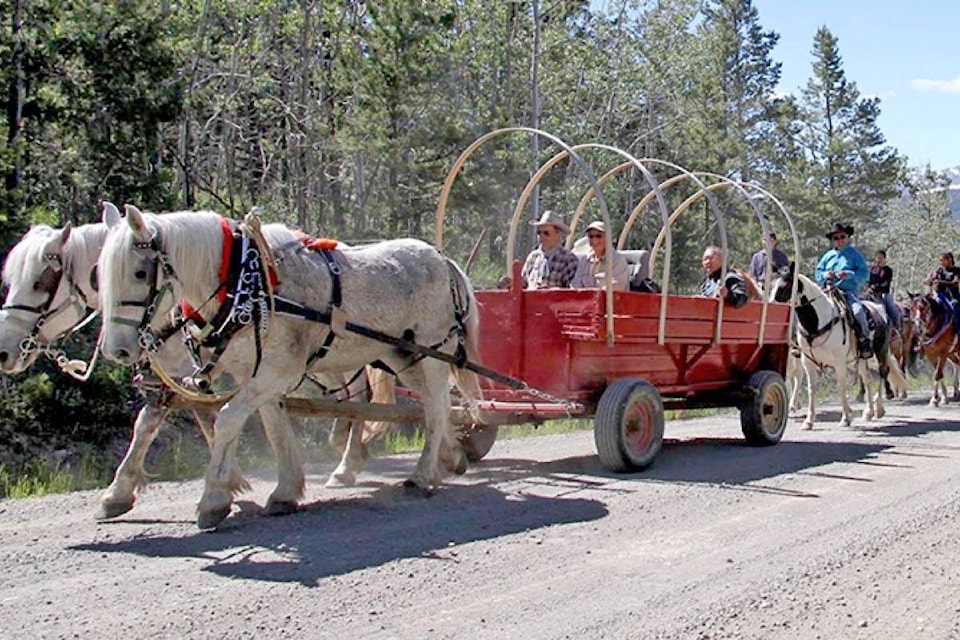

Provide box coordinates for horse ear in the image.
[60,221,72,245]
[41,223,71,268]
[102,201,121,228]
[124,204,151,243]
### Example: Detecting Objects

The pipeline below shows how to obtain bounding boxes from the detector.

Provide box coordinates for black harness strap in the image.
[308,248,343,363]
[273,293,522,390]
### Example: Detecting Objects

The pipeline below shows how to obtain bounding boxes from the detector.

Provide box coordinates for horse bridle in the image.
[1,253,98,371]
[913,296,953,348]
[106,227,181,357]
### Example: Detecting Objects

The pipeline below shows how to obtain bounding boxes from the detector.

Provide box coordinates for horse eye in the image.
[32,281,41,291]
[135,269,148,280]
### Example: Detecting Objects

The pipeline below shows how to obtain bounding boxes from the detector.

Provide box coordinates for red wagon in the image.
[468,268,791,470]
[436,128,799,471]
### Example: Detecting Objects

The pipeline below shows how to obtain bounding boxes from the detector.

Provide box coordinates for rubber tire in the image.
[740,370,788,445]
[594,378,664,472]
[460,425,498,462]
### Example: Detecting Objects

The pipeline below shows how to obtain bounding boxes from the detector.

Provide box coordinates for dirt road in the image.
[3,398,960,639]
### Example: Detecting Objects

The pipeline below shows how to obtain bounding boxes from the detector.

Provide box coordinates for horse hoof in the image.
[801,422,814,431]
[452,452,468,476]
[325,472,356,488]
[96,500,135,520]
[402,479,434,496]
[196,505,232,529]
[263,499,299,517]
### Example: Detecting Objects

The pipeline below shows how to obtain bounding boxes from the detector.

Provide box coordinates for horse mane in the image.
[2,225,58,286]
[100,210,227,322]
[62,224,109,284]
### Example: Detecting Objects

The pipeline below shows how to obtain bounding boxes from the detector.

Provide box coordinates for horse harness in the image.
[1,250,99,373]
[126,214,526,396]
[118,216,276,385]
[793,283,845,347]
[914,296,959,351]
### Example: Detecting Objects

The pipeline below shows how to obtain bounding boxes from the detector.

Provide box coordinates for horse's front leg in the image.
[801,355,817,430]
[835,360,853,427]
[197,401,249,529]
[786,353,802,415]
[859,360,876,422]
[258,401,305,515]
[98,402,171,519]
[930,357,945,406]
[951,359,960,400]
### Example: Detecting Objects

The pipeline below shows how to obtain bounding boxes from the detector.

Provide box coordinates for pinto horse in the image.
[908,293,960,406]
[98,206,482,528]
[0,216,392,520]
[769,263,907,429]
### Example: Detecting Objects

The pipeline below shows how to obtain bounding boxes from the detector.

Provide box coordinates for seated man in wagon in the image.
[501,210,579,289]
[570,220,630,291]
[699,245,750,308]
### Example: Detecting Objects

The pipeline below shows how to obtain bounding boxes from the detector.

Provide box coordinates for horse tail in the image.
[445,257,484,419]
[886,352,910,395]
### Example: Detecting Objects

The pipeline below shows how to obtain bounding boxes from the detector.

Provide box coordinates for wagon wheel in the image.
[460,425,499,462]
[594,378,664,472]
[740,370,788,445]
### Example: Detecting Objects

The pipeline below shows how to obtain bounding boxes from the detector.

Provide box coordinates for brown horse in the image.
[909,293,960,406]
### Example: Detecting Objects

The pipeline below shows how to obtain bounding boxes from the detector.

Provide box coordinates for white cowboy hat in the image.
[529,210,570,235]
[585,220,606,234]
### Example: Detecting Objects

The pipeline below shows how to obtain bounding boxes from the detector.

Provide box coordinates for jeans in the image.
[843,290,870,340]
[880,293,900,330]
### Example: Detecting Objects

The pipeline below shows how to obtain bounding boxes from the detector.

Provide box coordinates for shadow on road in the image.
[481,438,890,496]
[69,483,607,585]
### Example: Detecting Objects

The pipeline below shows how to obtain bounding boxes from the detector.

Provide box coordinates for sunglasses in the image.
[536,229,554,237]
[587,233,603,239]
[832,234,847,240]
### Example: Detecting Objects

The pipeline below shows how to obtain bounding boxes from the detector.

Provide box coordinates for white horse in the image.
[98,205,481,528]
[769,263,907,429]
[0,216,389,520]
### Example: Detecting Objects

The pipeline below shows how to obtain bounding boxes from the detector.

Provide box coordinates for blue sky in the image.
[753,0,960,171]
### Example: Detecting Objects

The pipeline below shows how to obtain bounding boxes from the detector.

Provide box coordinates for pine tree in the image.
[798,26,904,227]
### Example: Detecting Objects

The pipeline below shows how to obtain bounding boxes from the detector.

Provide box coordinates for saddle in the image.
[829,288,874,356]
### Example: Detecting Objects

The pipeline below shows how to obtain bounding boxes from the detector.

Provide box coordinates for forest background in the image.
[0,0,956,478]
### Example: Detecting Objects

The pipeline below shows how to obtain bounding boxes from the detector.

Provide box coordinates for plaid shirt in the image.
[521,246,579,289]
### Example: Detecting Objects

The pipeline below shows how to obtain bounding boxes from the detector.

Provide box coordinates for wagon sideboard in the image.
[475,287,791,406]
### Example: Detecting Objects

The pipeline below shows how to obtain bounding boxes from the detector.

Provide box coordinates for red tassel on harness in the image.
[302,237,338,251]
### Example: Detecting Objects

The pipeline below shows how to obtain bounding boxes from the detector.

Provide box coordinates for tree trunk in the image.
[5,0,25,202]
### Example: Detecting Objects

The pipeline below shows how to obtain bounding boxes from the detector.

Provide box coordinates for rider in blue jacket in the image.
[815,222,872,357]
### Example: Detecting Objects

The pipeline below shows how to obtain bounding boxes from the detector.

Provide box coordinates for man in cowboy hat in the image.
[513,210,580,289]
[815,222,872,357]
[571,220,630,290]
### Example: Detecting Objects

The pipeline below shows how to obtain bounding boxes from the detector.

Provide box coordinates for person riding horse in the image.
[923,251,960,334]
[815,222,872,358]
[865,249,901,330]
